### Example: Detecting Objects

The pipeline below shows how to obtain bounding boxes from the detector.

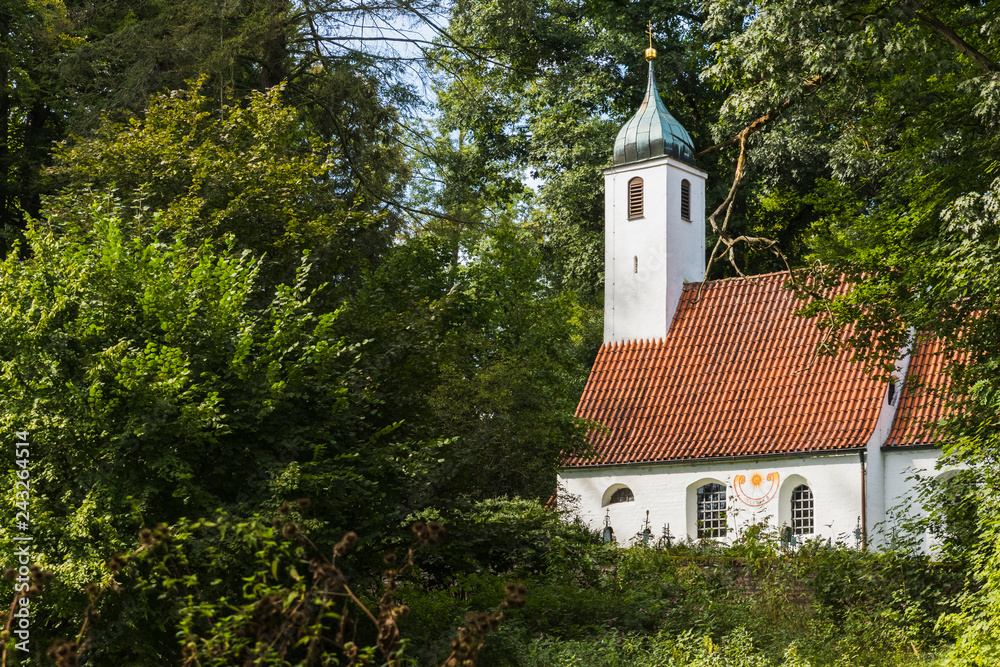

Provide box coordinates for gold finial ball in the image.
[645,47,657,61]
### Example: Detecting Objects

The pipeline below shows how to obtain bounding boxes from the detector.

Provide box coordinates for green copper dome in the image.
[613,61,695,166]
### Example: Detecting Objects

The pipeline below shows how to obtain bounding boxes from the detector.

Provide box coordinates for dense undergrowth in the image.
[1,498,969,665]
[394,519,964,666]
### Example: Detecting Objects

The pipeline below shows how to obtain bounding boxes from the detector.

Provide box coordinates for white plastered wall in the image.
[864,343,914,540]
[603,157,707,344]
[559,453,866,546]
[861,338,955,551]
[879,448,953,552]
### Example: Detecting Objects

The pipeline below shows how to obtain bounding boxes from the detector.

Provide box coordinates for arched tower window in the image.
[609,487,634,504]
[681,179,691,221]
[628,177,643,219]
[696,483,726,538]
[791,484,814,535]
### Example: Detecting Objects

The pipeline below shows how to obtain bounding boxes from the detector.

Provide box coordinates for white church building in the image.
[557,52,952,549]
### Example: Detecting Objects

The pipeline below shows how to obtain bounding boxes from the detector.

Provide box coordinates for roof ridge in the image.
[683,270,793,291]
[603,337,668,349]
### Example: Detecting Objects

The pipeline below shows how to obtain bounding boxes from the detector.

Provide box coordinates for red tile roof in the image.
[566,272,889,467]
[883,337,952,448]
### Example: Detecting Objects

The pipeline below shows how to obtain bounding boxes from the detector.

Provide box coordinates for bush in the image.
[0,497,964,666]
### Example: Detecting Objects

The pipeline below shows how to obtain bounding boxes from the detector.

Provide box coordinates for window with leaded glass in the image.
[609,487,634,504]
[697,483,727,538]
[791,484,814,535]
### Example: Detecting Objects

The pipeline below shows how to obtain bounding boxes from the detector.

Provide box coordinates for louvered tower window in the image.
[628,177,643,218]
[791,484,814,535]
[681,179,691,221]
[697,483,727,538]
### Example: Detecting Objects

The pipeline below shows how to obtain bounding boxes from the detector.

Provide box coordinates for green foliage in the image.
[47,82,383,291]
[0,0,75,246]
[340,223,594,503]
[5,510,519,665]
[425,0,742,302]
[42,84,593,511]
[518,628,811,667]
[0,208,445,661]
[394,528,960,667]
[698,0,1000,659]
[360,508,961,667]
[421,225,594,499]
[408,497,602,577]
[0,75,598,659]
[2,0,424,261]
[0,491,962,665]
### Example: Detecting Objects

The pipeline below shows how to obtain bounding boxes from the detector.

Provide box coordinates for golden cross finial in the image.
[645,21,657,61]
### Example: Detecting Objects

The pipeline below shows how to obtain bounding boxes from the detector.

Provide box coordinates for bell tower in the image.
[603,29,707,344]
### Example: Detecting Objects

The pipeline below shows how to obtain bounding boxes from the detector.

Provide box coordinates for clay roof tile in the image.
[884,338,953,448]
[564,272,891,467]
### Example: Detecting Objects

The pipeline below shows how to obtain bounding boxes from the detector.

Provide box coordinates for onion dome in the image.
[613,61,696,166]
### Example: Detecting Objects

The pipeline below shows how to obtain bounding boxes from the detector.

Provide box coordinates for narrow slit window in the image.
[628,177,643,219]
[634,256,638,273]
[681,179,691,221]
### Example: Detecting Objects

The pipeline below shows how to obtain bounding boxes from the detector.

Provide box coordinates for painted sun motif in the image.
[733,471,780,507]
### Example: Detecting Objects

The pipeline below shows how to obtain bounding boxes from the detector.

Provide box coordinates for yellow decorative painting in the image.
[733,471,779,507]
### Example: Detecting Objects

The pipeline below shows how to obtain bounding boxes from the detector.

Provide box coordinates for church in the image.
[557,47,953,549]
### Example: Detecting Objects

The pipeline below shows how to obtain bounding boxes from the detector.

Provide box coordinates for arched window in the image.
[609,487,634,504]
[680,179,691,221]
[628,177,643,219]
[791,484,814,535]
[697,483,726,538]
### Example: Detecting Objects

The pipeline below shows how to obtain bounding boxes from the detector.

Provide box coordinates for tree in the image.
[0,207,455,661]
[0,81,597,659]
[697,0,1000,659]
[423,0,825,305]
[0,85,463,660]
[0,0,73,253]
[47,83,594,504]
[46,82,385,293]
[2,0,471,259]
[338,221,595,503]
[60,0,417,213]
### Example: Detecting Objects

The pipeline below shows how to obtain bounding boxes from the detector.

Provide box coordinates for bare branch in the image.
[909,2,1000,74]
[694,73,833,284]
[695,74,830,160]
